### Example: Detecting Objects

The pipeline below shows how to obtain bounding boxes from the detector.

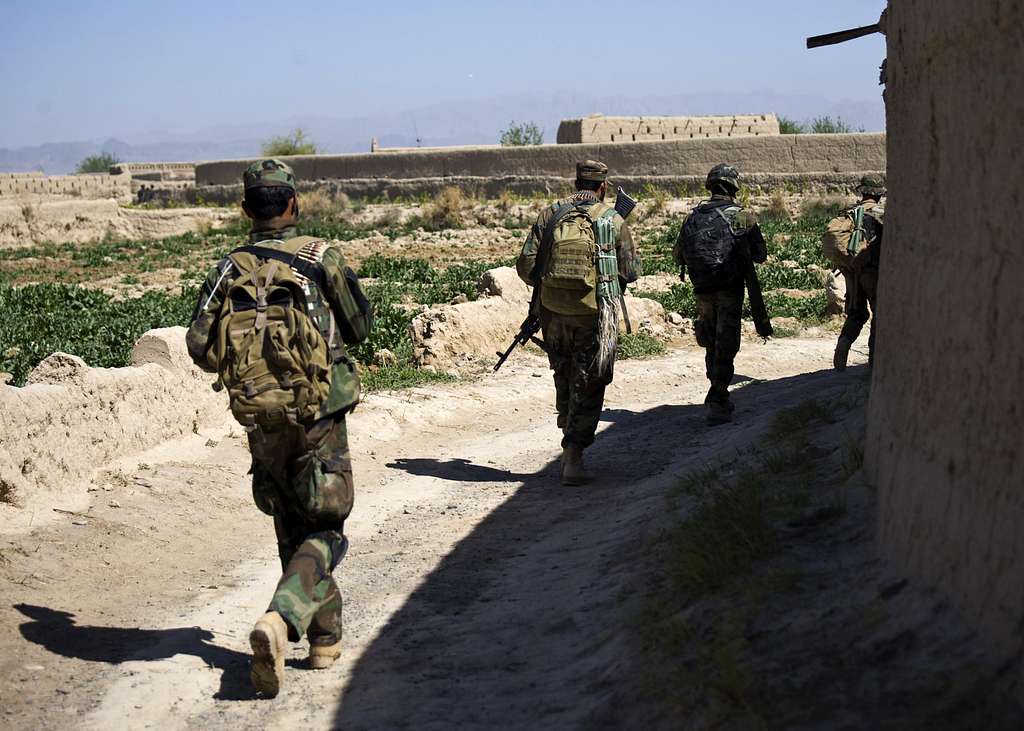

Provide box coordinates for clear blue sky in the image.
[1,0,887,148]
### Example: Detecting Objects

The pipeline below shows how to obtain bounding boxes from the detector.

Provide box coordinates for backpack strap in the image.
[231,244,328,292]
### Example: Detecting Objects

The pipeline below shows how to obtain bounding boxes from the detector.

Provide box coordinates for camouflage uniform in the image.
[674,166,767,413]
[837,177,885,367]
[186,160,372,649]
[516,160,640,449]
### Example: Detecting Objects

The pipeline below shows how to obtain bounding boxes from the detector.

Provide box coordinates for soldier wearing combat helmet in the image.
[833,175,885,370]
[674,164,768,424]
[186,159,373,697]
[516,160,640,484]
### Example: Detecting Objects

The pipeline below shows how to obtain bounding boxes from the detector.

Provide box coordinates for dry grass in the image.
[799,195,849,220]
[299,188,351,219]
[758,190,791,223]
[417,186,466,231]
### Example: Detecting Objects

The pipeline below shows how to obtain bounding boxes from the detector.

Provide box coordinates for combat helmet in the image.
[706,164,740,195]
[857,175,886,198]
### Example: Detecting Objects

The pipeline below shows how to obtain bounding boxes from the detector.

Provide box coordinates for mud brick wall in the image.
[0,173,131,199]
[556,114,780,143]
[196,133,885,188]
[866,0,1024,661]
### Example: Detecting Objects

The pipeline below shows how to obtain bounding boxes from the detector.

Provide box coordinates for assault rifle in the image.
[744,253,773,339]
[493,186,638,372]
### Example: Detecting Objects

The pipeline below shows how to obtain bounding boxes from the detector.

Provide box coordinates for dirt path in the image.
[0,335,869,730]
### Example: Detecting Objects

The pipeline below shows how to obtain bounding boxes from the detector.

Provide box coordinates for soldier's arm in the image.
[746,223,768,264]
[516,208,551,285]
[320,246,373,345]
[614,218,640,288]
[185,260,232,373]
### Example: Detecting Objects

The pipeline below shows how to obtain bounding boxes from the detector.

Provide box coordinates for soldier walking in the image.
[516,160,639,485]
[833,176,885,370]
[185,159,373,697]
[674,164,768,424]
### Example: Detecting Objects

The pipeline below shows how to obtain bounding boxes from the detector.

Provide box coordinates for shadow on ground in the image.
[335,367,853,729]
[13,603,257,701]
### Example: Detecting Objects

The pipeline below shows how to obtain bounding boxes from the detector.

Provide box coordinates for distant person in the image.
[827,176,885,370]
[516,160,639,485]
[674,164,768,425]
[185,159,373,697]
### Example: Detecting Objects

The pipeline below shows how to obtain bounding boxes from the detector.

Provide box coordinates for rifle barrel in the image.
[806,23,880,49]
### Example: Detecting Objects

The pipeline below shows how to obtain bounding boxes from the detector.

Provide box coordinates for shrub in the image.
[299,188,349,219]
[417,187,466,231]
[499,121,543,146]
[76,152,120,174]
[758,190,790,224]
[778,116,804,134]
[640,184,670,219]
[618,332,666,360]
[808,116,857,134]
[262,128,319,157]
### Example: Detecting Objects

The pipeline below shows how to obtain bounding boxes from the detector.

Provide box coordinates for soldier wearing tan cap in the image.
[516,160,640,484]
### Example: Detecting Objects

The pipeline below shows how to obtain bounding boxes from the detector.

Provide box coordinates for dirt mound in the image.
[411,267,671,368]
[0,198,236,249]
[0,327,227,524]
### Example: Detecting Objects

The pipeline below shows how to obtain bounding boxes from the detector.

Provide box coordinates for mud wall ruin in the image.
[556,114,780,144]
[0,172,131,200]
[195,133,884,198]
[866,0,1024,663]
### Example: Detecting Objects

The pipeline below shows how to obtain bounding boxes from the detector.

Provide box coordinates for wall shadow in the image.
[13,603,257,701]
[333,367,856,728]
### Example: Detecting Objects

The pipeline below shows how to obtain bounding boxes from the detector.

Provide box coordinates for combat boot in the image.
[561,445,591,486]
[706,399,734,425]
[309,639,343,670]
[833,337,852,371]
[250,611,289,697]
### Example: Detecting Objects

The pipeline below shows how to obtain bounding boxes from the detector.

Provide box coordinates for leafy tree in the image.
[261,128,319,156]
[808,116,856,134]
[75,152,120,174]
[500,121,543,146]
[778,116,805,134]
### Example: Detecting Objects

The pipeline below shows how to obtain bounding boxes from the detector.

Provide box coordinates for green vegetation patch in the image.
[0,284,196,386]
[617,332,667,360]
[635,207,838,325]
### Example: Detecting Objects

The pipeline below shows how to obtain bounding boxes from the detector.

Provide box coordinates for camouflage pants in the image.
[247,415,354,646]
[841,268,878,362]
[695,289,744,400]
[541,310,613,448]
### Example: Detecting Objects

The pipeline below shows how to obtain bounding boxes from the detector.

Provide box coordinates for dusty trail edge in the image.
[0,336,865,730]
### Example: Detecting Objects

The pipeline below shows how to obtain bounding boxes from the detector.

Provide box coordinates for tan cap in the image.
[576,159,608,182]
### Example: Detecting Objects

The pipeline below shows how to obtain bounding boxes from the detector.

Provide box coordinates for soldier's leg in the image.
[561,324,609,449]
[541,313,573,431]
[712,291,742,396]
[268,524,347,644]
[840,279,870,345]
[269,417,353,646]
[694,294,717,386]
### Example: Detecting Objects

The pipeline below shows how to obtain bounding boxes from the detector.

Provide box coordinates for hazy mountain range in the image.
[0,91,884,175]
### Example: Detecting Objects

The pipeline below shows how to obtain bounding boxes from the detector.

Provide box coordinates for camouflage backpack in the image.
[212,237,334,428]
[822,203,883,272]
[540,202,601,315]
